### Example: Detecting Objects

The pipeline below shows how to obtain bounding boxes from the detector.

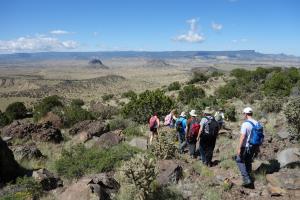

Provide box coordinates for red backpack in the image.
[189,118,200,138]
[149,116,158,129]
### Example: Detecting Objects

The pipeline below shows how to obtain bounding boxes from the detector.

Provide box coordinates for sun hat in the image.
[189,110,197,117]
[180,112,186,117]
[243,107,253,114]
[203,107,213,114]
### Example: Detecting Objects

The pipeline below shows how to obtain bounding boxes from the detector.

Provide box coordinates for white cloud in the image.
[50,30,71,35]
[0,35,79,52]
[211,22,223,31]
[174,18,205,43]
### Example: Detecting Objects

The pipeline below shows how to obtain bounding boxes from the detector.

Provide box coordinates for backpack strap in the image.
[245,120,255,147]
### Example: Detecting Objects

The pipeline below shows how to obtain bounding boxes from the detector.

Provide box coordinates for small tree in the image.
[5,102,27,121]
[178,85,205,104]
[168,81,181,91]
[0,111,9,127]
[284,97,300,140]
[33,95,63,121]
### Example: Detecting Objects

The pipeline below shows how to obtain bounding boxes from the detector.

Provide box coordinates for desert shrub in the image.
[0,176,43,200]
[109,116,135,130]
[188,72,209,84]
[63,104,95,127]
[55,144,139,179]
[94,105,119,120]
[33,95,63,121]
[0,111,10,127]
[168,81,181,91]
[102,94,114,101]
[260,97,284,113]
[210,71,224,78]
[150,132,178,159]
[122,90,137,99]
[192,162,214,177]
[70,98,84,107]
[123,125,143,137]
[120,153,157,200]
[263,72,293,97]
[284,97,300,140]
[178,85,205,104]
[5,102,27,121]
[122,89,174,123]
[188,96,219,113]
[224,106,236,122]
[216,80,240,100]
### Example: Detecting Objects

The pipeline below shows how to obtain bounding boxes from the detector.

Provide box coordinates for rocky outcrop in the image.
[69,120,109,137]
[88,59,109,69]
[11,143,44,161]
[0,137,25,185]
[32,168,63,191]
[2,121,63,143]
[92,130,123,149]
[157,160,183,186]
[58,173,119,200]
[39,112,63,128]
[277,148,300,168]
[128,137,148,150]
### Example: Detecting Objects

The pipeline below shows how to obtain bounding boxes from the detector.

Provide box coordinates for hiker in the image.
[236,107,264,189]
[214,108,225,130]
[149,112,160,145]
[164,109,177,128]
[175,112,187,153]
[197,107,219,166]
[186,110,200,158]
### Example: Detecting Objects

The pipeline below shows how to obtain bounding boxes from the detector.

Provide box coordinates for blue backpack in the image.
[246,120,264,146]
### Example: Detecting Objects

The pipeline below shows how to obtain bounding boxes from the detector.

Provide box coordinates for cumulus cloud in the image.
[0,35,79,52]
[211,22,223,31]
[174,18,205,43]
[50,30,71,35]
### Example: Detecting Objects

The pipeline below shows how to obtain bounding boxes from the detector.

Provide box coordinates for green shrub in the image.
[5,102,27,121]
[210,71,224,78]
[168,81,181,91]
[122,89,174,123]
[188,72,209,84]
[284,97,300,140]
[0,176,43,200]
[33,95,63,121]
[216,80,240,100]
[178,85,205,104]
[122,90,137,100]
[123,125,143,137]
[70,98,85,107]
[55,144,139,179]
[150,132,178,159]
[0,111,10,127]
[102,94,114,101]
[94,105,119,120]
[109,116,135,130]
[63,104,95,127]
[188,96,219,113]
[263,72,292,97]
[260,97,284,113]
[224,106,236,122]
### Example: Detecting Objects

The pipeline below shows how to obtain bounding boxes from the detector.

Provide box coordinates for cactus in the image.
[150,131,178,159]
[284,97,300,140]
[121,153,157,200]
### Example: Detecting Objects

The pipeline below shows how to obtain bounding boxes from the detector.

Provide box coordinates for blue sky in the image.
[0,0,299,55]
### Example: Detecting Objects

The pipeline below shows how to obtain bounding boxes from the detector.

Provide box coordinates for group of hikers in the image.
[149,106,264,189]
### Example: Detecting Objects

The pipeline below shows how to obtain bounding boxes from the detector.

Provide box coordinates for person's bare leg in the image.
[149,132,154,145]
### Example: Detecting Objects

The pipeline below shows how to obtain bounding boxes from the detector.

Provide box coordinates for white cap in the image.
[243,107,253,114]
[180,112,186,117]
[189,110,197,117]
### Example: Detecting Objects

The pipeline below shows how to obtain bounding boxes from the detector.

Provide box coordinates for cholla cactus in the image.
[151,131,178,159]
[121,153,157,200]
[284,97,300,140]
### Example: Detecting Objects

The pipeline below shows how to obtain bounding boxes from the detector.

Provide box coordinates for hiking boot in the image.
[242,180,254,189]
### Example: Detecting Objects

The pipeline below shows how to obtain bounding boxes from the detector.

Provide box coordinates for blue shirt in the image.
[175,117,187,134]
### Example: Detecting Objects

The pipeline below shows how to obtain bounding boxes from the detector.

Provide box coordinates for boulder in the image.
[277,148,300,168]
[128,137,148,150]
[12,143,44,161]
[266,168,300,197]
[0,137,25,185]
[277,127,289,139]
[69,120,109,137]
[39,112,63,128]
[58,173,119,200]
[32,168,63,191]
[1,121,63,143]
[157,160,183,186]
[92,130,123,149]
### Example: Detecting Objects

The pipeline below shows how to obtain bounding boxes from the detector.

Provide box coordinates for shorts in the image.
[150,127,158,134]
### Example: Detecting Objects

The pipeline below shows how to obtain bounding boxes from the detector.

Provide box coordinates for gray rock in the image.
[277,148,300,168]
[32,168,63,191]
[277,127,289,139]
[12,143,44,161]
[69,120,109,137]
[157,160,183,186]
[94,130,123,149]
[128,137,148,150]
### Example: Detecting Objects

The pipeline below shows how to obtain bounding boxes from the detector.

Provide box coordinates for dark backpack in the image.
[149,116,157,130]
[176,118,184,132]
[246,120,264,146]
[202,116,219,137]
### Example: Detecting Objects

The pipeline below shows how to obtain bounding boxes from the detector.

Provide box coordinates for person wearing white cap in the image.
[175,112,187,153]
[236,107,260,189]
[185,110,200,158]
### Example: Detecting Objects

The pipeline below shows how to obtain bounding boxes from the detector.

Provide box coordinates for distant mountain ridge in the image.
[0,50,299,63]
